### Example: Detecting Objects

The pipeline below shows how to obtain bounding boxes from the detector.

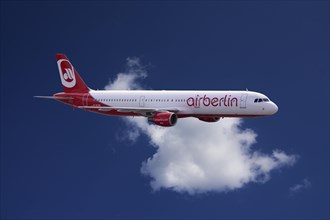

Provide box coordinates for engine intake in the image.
[197,116,221,123]
[149,112,177,127]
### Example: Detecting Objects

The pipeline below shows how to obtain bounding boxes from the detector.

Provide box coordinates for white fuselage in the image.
[88,90,278,117]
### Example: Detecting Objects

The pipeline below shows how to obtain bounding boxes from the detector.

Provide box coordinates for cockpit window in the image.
[254,98,270,103]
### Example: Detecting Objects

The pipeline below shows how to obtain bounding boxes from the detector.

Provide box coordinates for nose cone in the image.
[271,102,278,114]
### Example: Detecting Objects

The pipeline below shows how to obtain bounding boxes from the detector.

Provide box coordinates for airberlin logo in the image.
[57,59,76,88]
[187,95,238,108]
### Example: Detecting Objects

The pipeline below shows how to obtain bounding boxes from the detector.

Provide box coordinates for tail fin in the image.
[56,54,89,93]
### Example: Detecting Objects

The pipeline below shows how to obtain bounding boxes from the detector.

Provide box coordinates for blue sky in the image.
[1,1,329,219]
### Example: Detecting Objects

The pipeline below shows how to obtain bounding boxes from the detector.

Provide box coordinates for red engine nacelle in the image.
[197,116,221,123]
[149,112,177,127]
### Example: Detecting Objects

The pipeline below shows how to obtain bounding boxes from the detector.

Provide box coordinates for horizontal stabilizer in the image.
[34,96,73,100]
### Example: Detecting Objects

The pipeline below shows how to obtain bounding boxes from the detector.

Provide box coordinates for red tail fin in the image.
[56,54,89,93]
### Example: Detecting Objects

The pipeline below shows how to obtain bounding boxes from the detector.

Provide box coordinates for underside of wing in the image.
[78,106,180,115]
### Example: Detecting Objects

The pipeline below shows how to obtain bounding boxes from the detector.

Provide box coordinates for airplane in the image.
[35,54,278,127]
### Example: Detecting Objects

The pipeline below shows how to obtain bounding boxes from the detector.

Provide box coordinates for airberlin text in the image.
[187,95,238,108]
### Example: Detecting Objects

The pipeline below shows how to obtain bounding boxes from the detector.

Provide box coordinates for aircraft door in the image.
[139,96,145,107]
[83,93,89,106]
[240,94,248,109]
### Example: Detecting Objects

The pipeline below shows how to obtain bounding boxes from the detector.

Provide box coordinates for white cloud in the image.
[104,57,147,90]
[127,117,298,194]
[105,57,299,194]
[290,178,311,194]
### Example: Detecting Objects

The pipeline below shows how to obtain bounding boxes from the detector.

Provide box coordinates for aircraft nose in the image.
[271,102,278,114]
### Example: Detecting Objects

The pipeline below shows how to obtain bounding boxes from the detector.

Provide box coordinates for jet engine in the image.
[149,112,177,127]
[197,116,221,123]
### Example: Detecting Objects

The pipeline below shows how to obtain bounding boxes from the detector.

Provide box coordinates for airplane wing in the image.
[78,106,180,115]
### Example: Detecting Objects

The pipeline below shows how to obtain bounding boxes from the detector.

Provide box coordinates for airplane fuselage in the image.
[55,90,278,118]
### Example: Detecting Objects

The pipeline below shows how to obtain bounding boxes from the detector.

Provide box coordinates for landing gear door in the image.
[240,94,248,109]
